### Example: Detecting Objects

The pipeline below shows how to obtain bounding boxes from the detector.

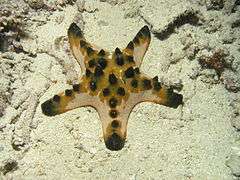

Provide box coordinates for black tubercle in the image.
[152,76,161,91]
[132,25,150,45]
[89,81,97,91]
[41,100,57,116]
[116,56,124,66]
[103,88,110,97]
[73,84,80,92]
[68,23,83,37]
[152,76,158,82]
[134,67,140,74]
[109,74,118,84]
[140,25,150,37]
[115,47,121,55]
[87,47,94,56]
[131,79,138,88]
[117,87,125,96]
[98,58,107,69]
[167,93,183,109]
[94,65,104,77]
[109,110,118,119]
[111,120,119,127]
[80,40,87,47]
[133,35,140,44]
[109,97,118,108]
[126,41,134,50]
[125,67,135,78]
[136,30,144,39]
[86,69,92,77]
[65,89,73,96]
[105,133,125,151]
[153,82,161,91]
[126,55,134,63]
[53,95,60,102]
[88,59,96,68]
[115,48,124,66]
[142,79,152,90]
[98,49,105,56]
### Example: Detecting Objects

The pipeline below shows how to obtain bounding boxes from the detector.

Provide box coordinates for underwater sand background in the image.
[0,0,240,179]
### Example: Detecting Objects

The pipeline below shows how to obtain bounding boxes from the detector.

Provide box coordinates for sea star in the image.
[41,23,183,151]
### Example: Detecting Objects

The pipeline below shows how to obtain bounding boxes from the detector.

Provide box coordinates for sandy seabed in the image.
[1,0,240,179]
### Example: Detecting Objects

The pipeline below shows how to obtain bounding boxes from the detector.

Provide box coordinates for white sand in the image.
[1,0,240,179]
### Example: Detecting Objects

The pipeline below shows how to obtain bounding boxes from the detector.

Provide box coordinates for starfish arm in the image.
[96,102,130,151]
[124,25,151,67]
[137,86,183,108]
[68,23,86,73]
[68,23,105,74]
[41,82,98,116]
[126,73,183,109]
